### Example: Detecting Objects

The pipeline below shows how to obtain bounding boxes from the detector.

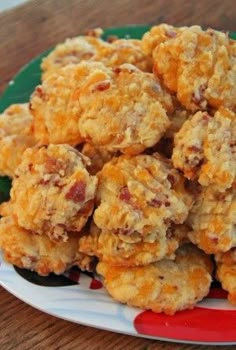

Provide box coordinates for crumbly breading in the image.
[0,103,36,177]
[215,249,236,305]
[81,143,115,175]
[172,108,236,191]
[0,216,93,276]
[41,36,106,80]
[9,144,97,241]
[0,103,33,136]
[97,244,213,315]
[142,23,187,57]
[31,61,172,151]
[152,25,236,111]
[78,62,173,154]
[95,39,152,72]
[79,222,189,267]
[30,64,85,146]
[188,187,236,254]
[41,35,152,80]
[94,153,193,243]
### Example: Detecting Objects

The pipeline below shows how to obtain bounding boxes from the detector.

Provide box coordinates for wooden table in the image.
[0,1,235,349]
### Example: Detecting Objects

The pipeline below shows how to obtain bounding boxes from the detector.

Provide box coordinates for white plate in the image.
[1,253,236,345]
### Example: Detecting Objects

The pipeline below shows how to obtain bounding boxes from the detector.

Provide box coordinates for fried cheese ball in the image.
[0,216,94,276]
[81,143,114,175]
[152,25,236,111]
[78,62,173,154]
[172,108,236,191]
[41,34,152,80]
[79,222,189,267]
[9,144,98,241]
[188,187,236,254]
[94,153,193,243]
[0,103,35,177]
[31,61,173,152]
[97,244,213,315]
[215,249,236,305]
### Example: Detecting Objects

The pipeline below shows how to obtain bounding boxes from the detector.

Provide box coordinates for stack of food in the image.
[0,24,235,315]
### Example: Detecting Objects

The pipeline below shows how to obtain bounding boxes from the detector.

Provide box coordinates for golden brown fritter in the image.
[188,186,236,254]
[9,144,97,241]
[152,25,236,111]
[79,222,189,267]
[94,153,193,243]
[0,103,35,177]
[172,108,236,191]
[97,244,213,314]
[0,216,93,276]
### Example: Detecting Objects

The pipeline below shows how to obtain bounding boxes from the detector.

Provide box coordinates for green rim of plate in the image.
[0,24,235,196]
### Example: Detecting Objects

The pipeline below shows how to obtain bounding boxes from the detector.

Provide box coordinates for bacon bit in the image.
[214,192,227,201]
[166,30,177,38]
[65,181,86,202]
[107,35,119,43]
[92,80,111,92]
[119,186,131,202]
[35,86,45,100]
[113,67,122,74]
[167,174,176,188]
[29,102,33,111]
[38,178,50,185]
[188,145,202,152]
[149,195,170,208]
[148,198,162,207]
[28,163,33,172]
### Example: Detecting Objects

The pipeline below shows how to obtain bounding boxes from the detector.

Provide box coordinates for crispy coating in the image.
[9,144,98,241]
[79,222,189,267]
[0,103,35,177]
[172,108,236,191]
[142,23,187,57]
[0,103,33,136]
[94,153,193,243]
[94,39,152,72]
[215,249,236,305]
[78,62,173,154]
[31,61,172,150]
[30,64,85,146]
[152,25,236,111]
[97,244,213,314]
[41,35,152,80]
[0,216,93,276]
[188,187,236,254]
[41,35,106,80]
[81,143,114,175]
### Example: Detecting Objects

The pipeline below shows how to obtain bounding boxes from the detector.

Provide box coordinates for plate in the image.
[1,24,236,345]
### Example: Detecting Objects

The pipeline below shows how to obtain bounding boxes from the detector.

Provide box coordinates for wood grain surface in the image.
[0,0,235,349]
